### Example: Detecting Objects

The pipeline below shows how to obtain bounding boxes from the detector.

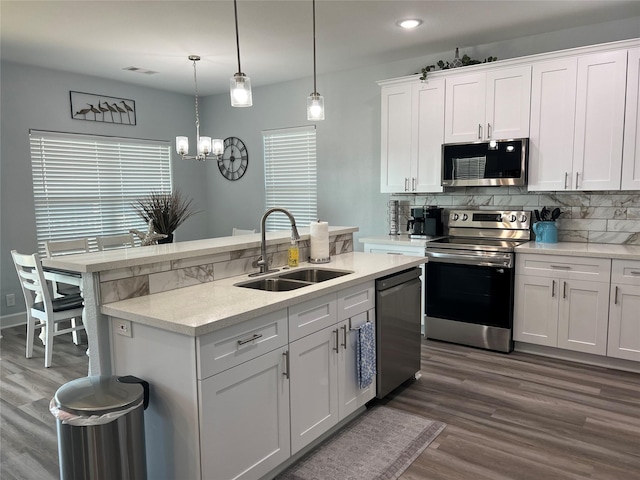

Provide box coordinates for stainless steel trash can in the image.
[50,375,149,480]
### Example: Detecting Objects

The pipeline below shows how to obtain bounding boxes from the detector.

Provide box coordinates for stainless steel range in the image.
[424,209,531,353]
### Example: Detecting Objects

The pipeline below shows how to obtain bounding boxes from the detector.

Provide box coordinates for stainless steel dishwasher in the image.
[375,267,422,398]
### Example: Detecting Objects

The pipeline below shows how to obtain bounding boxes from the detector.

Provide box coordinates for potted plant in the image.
[131,189,200,243]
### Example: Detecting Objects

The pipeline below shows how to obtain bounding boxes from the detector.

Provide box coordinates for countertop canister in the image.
[310,221,330,263]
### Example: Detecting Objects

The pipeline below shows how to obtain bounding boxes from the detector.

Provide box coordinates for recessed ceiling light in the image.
[397,19,423,29]
[123,66,158,75]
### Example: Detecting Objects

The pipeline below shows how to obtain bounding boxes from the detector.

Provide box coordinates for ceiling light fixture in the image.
[397,19,423,29]
[307,0,324,121]
[230,0,252,107]
[176,55,224,161]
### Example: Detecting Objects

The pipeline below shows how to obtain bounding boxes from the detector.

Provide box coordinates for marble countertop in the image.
[516,242,640,260]
[101,252,426,337]
[42,226,357,273]
[359,234,443,247]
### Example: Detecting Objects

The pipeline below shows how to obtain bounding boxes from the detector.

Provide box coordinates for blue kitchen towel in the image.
[357,321,376,389]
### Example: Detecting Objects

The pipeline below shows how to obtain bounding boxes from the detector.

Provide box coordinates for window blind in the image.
[262,126,317,232]
[30,130,172,252]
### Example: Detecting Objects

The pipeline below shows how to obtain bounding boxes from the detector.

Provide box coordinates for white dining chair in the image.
[44,238,89,298]
[232,228,256,236]
[97,233,136,251]
[11,250,85,368]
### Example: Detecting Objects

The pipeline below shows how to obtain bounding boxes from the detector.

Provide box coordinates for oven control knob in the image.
[462,213,468,221]
[452,213,459,221]
[509,214,517,222]
[520,214,527,223]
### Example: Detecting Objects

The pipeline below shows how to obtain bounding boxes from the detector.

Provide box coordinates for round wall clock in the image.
[218,137,248,181]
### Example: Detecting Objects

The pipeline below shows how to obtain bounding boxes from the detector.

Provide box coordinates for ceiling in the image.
[2,1,639,96]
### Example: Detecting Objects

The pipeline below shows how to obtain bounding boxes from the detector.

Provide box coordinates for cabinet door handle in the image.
[341,325,348,350]
[552,280,556,297]
[404,178,409,192]
[478,124,482,139]
[487,123,492,139]
[575,172,580,189]
[550,265,571,270]
[282,350,290,379]
[564,172,569,189]
[333,328,339,353]
[614,286,619,305]
[412,177,416,191]
[237,333,263,345]
[563,281,567,299]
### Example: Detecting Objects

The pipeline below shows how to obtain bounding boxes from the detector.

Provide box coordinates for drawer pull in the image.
[237,333,263,346]
[629,270,640,276]
[282,350,290,379]
[550,265,571,270]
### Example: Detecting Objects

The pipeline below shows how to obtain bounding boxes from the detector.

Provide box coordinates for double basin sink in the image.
[235,268,353,292]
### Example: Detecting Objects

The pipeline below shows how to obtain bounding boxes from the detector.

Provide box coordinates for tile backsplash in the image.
[392,187,640,245]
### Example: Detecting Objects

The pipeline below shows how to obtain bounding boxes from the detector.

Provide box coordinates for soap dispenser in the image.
[288,239,299,267]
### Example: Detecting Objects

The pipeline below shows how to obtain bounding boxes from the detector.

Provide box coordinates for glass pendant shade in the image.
[212,138,224,156]
[307,94,325,121]
[176,136,189,155]
[230,74,253,107]
[198,136,212,155]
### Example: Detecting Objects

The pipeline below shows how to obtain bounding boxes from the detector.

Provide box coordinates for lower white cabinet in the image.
[514,254,611,355]
[607,260,640,361]
[289,284,376,455]
[199,346,291,480]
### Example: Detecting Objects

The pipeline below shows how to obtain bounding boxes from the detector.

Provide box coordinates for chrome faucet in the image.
[252,207,300,275]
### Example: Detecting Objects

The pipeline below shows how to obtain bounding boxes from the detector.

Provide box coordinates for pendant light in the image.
[176,55,224,161]
[307,0,324,121]
[230,0,252,107]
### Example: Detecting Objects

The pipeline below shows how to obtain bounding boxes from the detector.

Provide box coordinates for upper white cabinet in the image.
[444,66,532,143]
[380,78,444,193]
[622,47,640,190]
[529,50,628,191]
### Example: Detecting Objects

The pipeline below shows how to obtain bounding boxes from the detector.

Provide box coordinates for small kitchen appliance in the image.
[424,209,531,353]
[408,207,443,238]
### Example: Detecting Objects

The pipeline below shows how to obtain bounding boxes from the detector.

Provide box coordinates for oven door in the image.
[425,252,514,329]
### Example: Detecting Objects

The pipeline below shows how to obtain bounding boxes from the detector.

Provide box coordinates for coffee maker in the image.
[407,207,443,238]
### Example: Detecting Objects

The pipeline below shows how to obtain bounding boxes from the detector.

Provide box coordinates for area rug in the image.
[277,406,446,480]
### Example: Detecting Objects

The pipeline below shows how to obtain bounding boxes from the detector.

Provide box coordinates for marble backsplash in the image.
[392,187,640,245]
[100,233,354,304]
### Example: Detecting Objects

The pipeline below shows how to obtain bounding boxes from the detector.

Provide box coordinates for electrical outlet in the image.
[115,319,132,337]
[6,294,15,307]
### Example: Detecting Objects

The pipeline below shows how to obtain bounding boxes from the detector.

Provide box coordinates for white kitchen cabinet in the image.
[199,346,290,480]
[289,284,376,454]
[607,260,640,361]
[622,47,640,190]
[380,78,445,193]
[444,66,531,143]
[514,254,611,355]
[528,50,627,191]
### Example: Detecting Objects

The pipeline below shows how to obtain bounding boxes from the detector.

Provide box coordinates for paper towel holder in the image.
[309,256,331,264]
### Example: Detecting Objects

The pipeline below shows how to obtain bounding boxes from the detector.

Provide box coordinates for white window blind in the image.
[30,130,172,252]
[262,126,317,232]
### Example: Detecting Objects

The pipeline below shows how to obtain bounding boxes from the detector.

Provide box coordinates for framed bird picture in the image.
[70,91,136,125]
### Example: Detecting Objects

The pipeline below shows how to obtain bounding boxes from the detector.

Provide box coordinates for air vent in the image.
[123,66,158,75]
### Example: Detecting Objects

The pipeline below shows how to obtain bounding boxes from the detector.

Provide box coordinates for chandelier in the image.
[176,55,224,161]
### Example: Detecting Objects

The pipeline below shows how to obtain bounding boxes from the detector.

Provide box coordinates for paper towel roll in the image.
[310,221,330,262]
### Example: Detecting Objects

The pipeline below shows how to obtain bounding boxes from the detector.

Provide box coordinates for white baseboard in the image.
[514,342,640,374]
[1,312,26,330]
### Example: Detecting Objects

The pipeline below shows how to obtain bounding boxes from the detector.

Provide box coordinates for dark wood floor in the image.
[1,325,639,480]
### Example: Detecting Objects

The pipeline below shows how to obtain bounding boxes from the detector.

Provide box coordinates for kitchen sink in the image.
[278,268,353,283]
[235,268,353,291]
[235,278,309,292]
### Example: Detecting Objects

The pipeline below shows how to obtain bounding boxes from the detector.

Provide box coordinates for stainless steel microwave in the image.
[442,138,528,187]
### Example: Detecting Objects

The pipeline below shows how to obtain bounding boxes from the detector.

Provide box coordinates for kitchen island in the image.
[43,227,426,480]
